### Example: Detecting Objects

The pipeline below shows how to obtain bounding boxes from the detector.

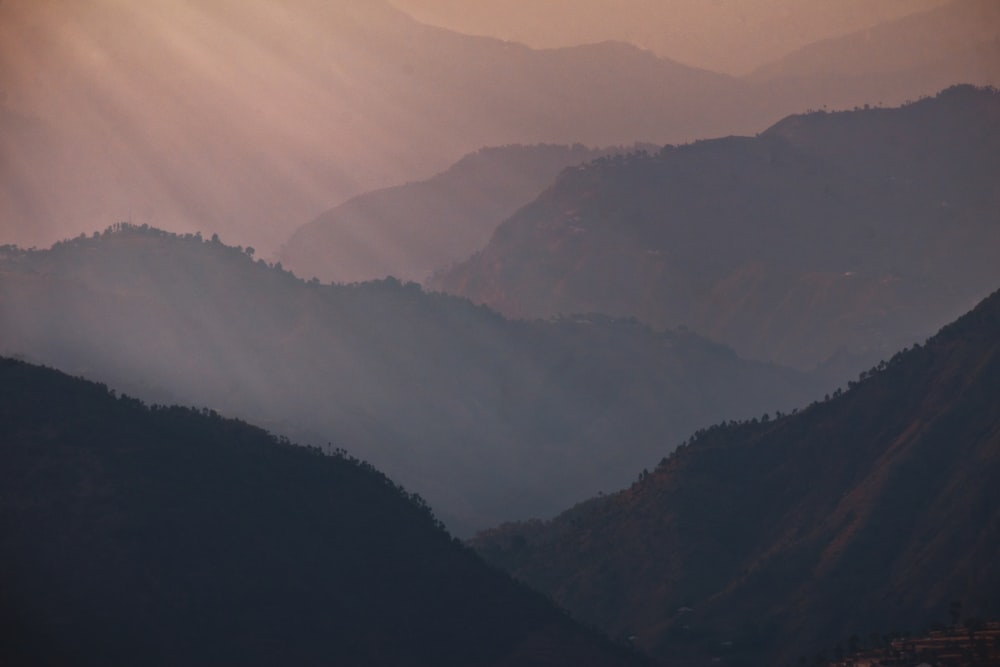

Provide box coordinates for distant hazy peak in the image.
[747,0,1000,81]
[387,0,951,75]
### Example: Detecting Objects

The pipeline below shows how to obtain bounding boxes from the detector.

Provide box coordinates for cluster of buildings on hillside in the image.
[829,622,1000,667]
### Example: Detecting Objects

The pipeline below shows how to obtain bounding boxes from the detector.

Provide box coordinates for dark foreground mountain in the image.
[0,227,822,534]
[0,357,647,667]
[431,86,1000,375]
[472,287,1000,666]
[279,143,643,284]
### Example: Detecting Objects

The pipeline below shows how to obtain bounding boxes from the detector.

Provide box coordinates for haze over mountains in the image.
[3,0,996,255]
[3,2,1000,663]
[748,0,1000,115]
[473,287,1000,666]
[280,143,647,284]
[0,228,823,534]
[389,0,951,76]
[432,86,1000,373]
[0,357,647,667]
[0,0,741,254]
[750,0,1000,82]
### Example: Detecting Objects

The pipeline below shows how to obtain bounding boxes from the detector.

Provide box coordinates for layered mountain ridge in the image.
[473,286,1000,665]
[0,356,646,667]
[279,143,651,284]
[0,227,824,534]
[4,0,995,254]
[0,0,746,254]
[389,0,952,76]
[432,86,1000,374]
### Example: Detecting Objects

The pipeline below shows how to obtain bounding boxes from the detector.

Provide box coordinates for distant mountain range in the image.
[0,0,745,254]
[3,0,995,254]
[748,0,1000,115]
[389,0,950,76]
[0,357,647,667]
[279,144,651,284]
[431,86,1000,373]
[0,227,825,534]
[472,286,1000,666]
[750,0,1000,83]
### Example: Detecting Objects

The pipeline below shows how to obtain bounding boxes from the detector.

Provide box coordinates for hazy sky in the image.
[389,0,952,75]
[2,0,993,256]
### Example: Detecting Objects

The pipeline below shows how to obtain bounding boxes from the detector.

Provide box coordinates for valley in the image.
[2,2,998,664]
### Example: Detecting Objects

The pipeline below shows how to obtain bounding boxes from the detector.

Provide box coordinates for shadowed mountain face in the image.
[279,144,640,284]
[472,287,1000,666]
[431,86,1000,373]
[0,357,648,667]
[0,0,758,255]
[0,228,824,534]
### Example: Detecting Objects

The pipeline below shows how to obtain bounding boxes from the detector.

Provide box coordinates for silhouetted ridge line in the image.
[0,356,648,667]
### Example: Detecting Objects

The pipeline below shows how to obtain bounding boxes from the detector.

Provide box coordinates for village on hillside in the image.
[830,622,1000,667]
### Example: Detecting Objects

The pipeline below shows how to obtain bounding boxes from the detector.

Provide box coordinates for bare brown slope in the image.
[0,0,750,254]
[430,86,1000,374]
[473,287,1000,666]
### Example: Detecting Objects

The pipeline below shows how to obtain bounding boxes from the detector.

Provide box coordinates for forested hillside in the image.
[0,227,822,533]
[432,86,1000,375]
[0,357,646,667]
[473,287,1000,665]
